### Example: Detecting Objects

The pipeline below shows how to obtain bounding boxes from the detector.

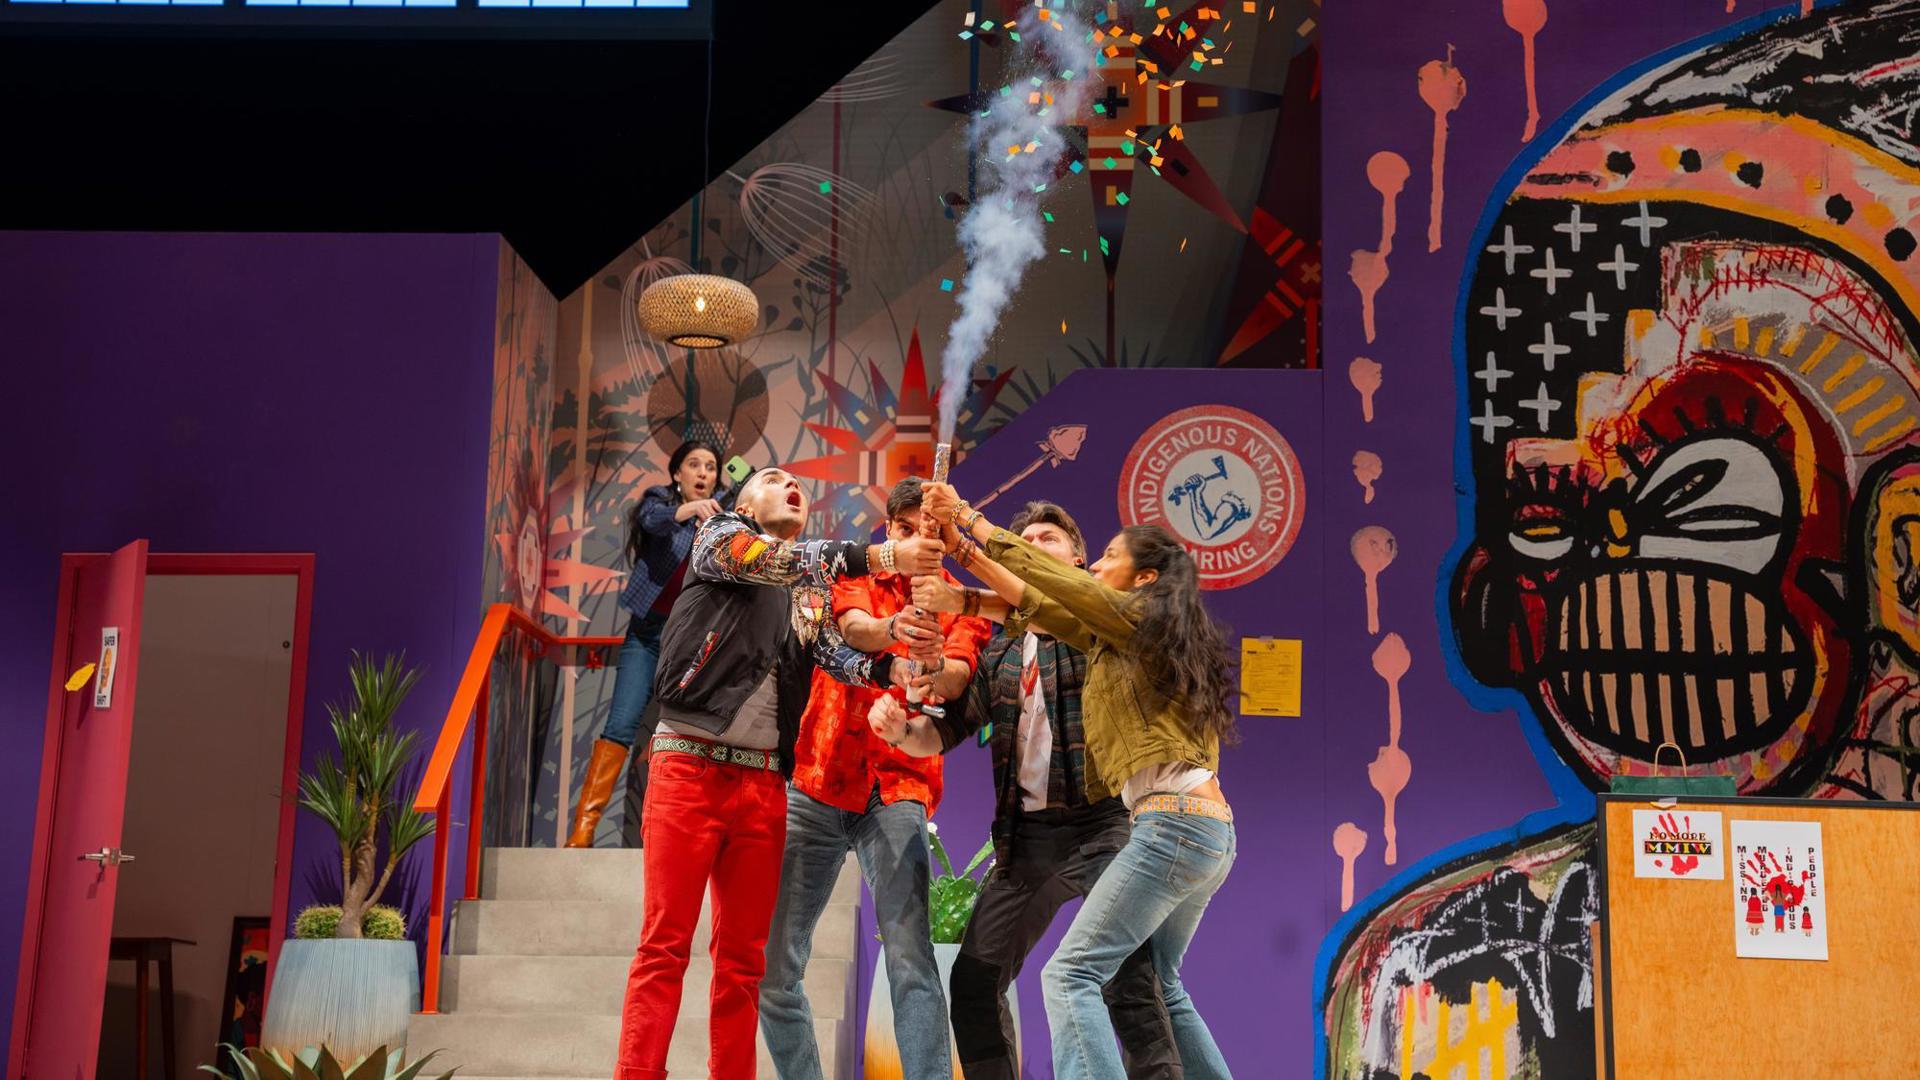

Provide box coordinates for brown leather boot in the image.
[566,738,630,848]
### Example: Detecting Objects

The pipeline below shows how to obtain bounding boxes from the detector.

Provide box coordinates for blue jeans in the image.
[1042,809,1236,1080]
[602,611,667,747]
[761,787,952,1080]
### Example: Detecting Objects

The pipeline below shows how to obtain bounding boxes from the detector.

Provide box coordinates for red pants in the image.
[615,748,787,1080]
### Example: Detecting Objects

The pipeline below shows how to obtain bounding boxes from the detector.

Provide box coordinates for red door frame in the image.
[10,552,315,1076]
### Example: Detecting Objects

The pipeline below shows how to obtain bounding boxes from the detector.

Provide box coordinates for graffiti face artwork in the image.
[1326,4,1920,1077]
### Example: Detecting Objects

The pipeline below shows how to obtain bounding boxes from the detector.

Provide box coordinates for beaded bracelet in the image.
[876,539,898,575]
[957,505,986,536]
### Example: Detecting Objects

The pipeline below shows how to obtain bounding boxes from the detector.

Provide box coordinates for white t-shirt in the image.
[1120,762,1215,810]
[1016,632,1054,811]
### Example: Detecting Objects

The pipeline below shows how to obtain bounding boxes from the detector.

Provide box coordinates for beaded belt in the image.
[1131,794,1234,823]
[650,733,781,773]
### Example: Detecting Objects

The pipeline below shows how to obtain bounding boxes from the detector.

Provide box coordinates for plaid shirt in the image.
[936,627,1091,866]
[789,570,991,815]
[618,485,698,618]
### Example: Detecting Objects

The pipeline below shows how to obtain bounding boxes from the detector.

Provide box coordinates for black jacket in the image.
[651,511,891,777]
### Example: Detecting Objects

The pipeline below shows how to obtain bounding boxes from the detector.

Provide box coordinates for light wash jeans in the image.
[761,787,952,1080]
[1041,808,1236,1080]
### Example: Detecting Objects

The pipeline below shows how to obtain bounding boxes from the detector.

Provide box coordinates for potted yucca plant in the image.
[865,823,1021,1072]
[262,653,434,1061]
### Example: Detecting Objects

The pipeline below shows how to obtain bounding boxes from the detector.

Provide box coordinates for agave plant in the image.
[201,1044,455,1080]
[297,652,435,939]
[926,823,995,945]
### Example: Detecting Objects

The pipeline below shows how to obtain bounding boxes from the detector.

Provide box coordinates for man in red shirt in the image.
[761,476,992,1080]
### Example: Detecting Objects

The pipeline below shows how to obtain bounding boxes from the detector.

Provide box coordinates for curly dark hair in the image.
[1118,525,1239,746]
[1008,500,1086,561]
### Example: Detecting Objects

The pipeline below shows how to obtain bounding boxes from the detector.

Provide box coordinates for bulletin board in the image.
[1597,794,1920,1078]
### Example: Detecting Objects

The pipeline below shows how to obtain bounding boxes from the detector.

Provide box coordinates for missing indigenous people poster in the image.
[1732,820,1828,961]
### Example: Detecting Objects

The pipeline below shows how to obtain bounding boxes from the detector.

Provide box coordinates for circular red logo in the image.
[1118,404,1306,590]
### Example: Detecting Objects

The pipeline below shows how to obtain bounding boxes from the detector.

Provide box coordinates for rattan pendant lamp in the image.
[637,34,759,349]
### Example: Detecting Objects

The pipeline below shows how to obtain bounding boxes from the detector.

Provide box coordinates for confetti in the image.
[1061,319,1068,334]
[941,278,955,292]
[1069,159,1085,173]
[1116,192,1130,205]
[1043,211,1055,222]
[1180,237,1189,252]
[818,180,832,195]
[1243,1,1257,10]
[1103,156,1118,169]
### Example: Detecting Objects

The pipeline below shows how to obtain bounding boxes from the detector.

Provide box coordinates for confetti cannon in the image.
[906,442,952,722]
[973,424,1088,510]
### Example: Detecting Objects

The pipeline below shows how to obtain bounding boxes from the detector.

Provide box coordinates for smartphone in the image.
[723,455,753,486]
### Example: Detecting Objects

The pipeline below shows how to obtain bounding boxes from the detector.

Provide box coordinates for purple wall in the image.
[0,231,500,1063]
[861,368,1326,1076]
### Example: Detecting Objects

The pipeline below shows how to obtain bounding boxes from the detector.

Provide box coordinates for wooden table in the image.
[109,936,194,1080]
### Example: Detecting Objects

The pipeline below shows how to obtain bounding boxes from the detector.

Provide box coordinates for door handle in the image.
[80,847,135,867]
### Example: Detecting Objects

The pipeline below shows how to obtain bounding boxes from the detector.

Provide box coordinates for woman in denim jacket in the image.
[566,439,724,847]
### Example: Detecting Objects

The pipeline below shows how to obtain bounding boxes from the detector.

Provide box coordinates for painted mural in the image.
[505,0,1322,843]
[1322,2,1920,1077]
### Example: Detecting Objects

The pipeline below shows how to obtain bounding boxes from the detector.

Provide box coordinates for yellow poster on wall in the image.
[1240,637,1301,717]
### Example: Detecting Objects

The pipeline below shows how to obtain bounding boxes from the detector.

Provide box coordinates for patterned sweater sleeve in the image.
[803,590,891,688]
[689,513,872,587]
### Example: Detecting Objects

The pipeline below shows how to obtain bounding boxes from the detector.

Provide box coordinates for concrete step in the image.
[442,953,852,1019]
[478,847,861,904]
[408,1012,842,1077]
[450,896,856,961]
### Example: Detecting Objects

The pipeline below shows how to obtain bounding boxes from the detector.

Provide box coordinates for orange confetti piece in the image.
[1129,32,1143,44]
[1029,91,1043,104]
[1169,124,1185,140]
[1243,1,1257,10]
[1157,6,1172,17]
[1180,237,1189,252]
[1061,319,1068,334]
[1106,44,1121,57]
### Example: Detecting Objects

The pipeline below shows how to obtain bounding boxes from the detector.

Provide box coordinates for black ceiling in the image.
[0,1,938,296]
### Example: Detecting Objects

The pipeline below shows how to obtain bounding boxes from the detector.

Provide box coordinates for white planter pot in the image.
[260,939,419,1060]
[863,941,1021,1078]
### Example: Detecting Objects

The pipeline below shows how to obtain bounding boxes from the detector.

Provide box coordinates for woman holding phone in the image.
[566,439,726,848]
[917,482,1240,1080]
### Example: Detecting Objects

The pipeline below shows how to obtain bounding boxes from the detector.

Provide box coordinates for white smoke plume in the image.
[937,4,1100,441]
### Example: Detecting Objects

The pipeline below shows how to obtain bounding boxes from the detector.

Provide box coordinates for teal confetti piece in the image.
[1061,69,1076,79]
[1034,183,1048,193]
[1191,59,1205,70]
[1030,76,1044,86]
[1103,156,1118,169]
[1059,247,1072,254]
[1121,139,1135,155]
[1069,160,1085,174]
[1043,211,1055,222]
[1095,10,1108,23]
[959,30,974,40]
[940,279,954,292]
[1082,249,1089,262]
[1093,103,1107,115]
[1099,236,1110,255]
[1178,21,1190,33]
[1008,30,1020,41]
[818,180,832,195]
[1116,192,1130,205]
[1151,165,1163,176]
[980,19,995,30]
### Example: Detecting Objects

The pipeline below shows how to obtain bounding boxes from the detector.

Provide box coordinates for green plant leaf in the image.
[342,1047,389,1080]
[394,1048,446,1080]
[962,838,994,878]
[928,829,955,878]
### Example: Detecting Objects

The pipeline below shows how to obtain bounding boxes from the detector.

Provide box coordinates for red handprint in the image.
[1657,812,1700,876]
[1742,850,1808,932]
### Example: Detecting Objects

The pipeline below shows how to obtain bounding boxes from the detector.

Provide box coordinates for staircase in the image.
[408,847,861,1079]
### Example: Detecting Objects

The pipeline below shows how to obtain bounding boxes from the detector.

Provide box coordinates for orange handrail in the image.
[410,602,622,1015]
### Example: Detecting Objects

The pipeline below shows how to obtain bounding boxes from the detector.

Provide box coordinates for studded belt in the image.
[1131,794,1234,823]
[650,733,782,773]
